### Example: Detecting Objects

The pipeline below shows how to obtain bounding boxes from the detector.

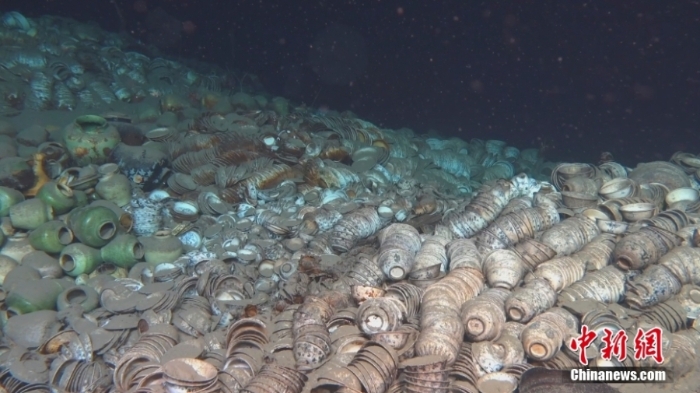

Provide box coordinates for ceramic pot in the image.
[36,141,70,178]
[139,230,183,266]
[21,251,63,278]
[67,205,119,247]
[0,254,18,285]
[59,243,103,277]
[0,186,25,217]
[95,163,132,207]
[9,198,53,230]
[88,263,128,279]
[58,165,100,191]
[2,265,40,294]
[56,285,99,312]
[89,200,133,233]
[62,115,121,166]
[101,234,145,269]
[28,220,74,253]
[110,144,169,192]
[77,273,115,295]
[5,277,74,315]
[35,181,76,215]
[0,233,34,263]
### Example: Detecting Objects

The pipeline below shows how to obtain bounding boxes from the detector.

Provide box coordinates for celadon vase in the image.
[9,198,53,230]
[5,277,74,315]
[36,181,76,215]
[0,186,25,217]
[95,163,132,207]
[101,234,145,269]
[139,230,183,266]
[3,265,40,293]
[89,200,134,233]
[59,243,103,277]
[67,205,119,248]
[28,220,74,253]
[56,285,99,312]
[62,115,121,166]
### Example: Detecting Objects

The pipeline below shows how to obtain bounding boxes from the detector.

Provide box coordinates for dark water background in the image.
[5,0,700,166]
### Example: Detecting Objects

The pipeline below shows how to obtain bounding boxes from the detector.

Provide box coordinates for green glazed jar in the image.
[95,163,132,207]
[59,243,103,277]
[36,181,76,215]
[0,186,25,217]
[9,198,53,230]
[89,200,133,233]
[3,265,40,294]
[62,115,121,166]
[139,230,184,266]
[68,205,119,247]
[28,220,74,253]
[5,277,74,315]
[56,285,99,312]
[101,234,145,269]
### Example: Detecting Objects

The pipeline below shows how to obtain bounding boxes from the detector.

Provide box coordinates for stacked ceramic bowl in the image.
[240,364,307,393]
[400,354,451,393]
[162,358,219,393]
[345,341,399,393]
